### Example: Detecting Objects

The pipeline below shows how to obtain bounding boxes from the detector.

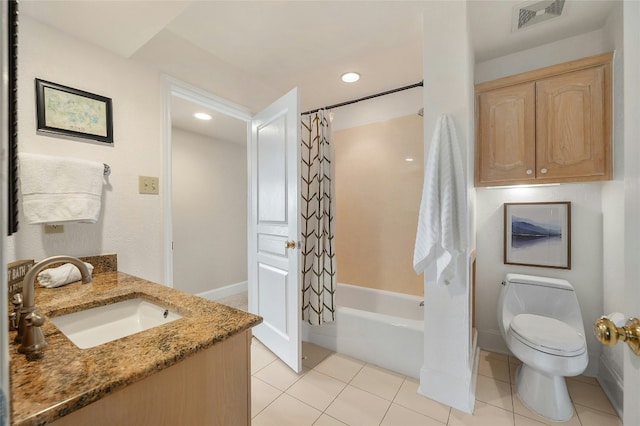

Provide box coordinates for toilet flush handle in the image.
[594,314,640,356]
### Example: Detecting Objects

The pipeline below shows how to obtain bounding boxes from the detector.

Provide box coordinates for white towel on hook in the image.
[413,114,467,284]
[18,153,104,224]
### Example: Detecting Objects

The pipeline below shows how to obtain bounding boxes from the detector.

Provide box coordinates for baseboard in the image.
[197,281,247,301]
[597,354,624,419]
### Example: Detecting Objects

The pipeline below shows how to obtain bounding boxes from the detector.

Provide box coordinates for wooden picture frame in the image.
[35,79,113,144]
[504,202,571,269]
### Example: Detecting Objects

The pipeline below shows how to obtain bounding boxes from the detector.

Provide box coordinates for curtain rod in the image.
[302,80,423,115]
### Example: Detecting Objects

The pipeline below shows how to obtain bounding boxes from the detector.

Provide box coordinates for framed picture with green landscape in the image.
[35,78,113,144]
[504,202,571,269]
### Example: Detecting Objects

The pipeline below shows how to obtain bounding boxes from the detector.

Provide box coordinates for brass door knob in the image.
[594,316,640,356]
[285,240,296,249]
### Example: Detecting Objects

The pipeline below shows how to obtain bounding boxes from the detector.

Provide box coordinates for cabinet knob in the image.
[285,240,296,249]
[526,169,533,175]
[540,168,548,174]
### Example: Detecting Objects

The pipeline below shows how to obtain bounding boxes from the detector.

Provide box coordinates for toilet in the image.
[498,273,588,422]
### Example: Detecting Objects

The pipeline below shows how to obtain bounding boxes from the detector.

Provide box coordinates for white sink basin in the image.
[50,298,182,349]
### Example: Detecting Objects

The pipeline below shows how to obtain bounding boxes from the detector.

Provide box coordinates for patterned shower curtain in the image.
[300,110,336,325]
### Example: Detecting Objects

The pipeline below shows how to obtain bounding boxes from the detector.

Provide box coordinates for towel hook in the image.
[103,163,111,176]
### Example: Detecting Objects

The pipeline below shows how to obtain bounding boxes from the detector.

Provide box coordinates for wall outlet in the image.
[139,176,159,194]
[44,224,64,234]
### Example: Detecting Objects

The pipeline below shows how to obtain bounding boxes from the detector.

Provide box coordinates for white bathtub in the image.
[301,283,424,378]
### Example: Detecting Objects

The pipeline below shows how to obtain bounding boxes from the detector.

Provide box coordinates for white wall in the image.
[171,127,247,295]
[7,16,165,282]
[420,2,476,413]
[599,2,625,417]
[1,3,9,423]
[474,28,620,377]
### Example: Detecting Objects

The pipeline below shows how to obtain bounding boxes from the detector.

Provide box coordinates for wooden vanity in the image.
[9,258,261,426]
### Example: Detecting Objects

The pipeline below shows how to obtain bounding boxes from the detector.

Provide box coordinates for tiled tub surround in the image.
[9,269,261,425]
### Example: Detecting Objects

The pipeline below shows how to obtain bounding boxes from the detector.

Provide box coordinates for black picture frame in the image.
[35,79,113,144]
[7,0,18,235]
[504,201,571,269]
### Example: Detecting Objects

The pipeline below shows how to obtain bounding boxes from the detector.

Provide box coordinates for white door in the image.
[624,2,640,423]
[248,88,301,373]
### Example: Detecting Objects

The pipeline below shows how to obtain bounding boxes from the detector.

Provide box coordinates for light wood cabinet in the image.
[51,330,252,426]
[475,52,612,187]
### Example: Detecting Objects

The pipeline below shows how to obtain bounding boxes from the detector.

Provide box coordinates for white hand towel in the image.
[413,114,467,284]
[37,262,94,288]
[18,153,104,224]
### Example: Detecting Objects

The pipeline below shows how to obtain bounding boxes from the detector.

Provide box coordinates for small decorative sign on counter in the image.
[8,259,34,300]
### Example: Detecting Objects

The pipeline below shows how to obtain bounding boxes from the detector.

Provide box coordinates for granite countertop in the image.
[9,268,261,426]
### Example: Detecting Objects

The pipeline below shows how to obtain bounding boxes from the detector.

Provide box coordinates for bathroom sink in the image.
[50,298,182,349]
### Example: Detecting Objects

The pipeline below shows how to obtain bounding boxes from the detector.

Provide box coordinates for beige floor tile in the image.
[251,340,278,374]
[312,413,348,426]
[511,384,581,426]
[251,376,283,418]
[303,341,333,369]
[313,353,365,383]
[252,393,322,426]
[350,364,405,401]
[575,403,623,426]
[325,385,391,426]
[286,370,347,411]
[481,349,509,362]
[392,377,451,424]
[514,413,546,425]
[566,378,616,415]
[509,362,519,384]
[566,374,599,386]
[475,374,513,411]
[449,401,514,426]
[478,354,511,383]
[381,403,447,426]
[254,358,306,391]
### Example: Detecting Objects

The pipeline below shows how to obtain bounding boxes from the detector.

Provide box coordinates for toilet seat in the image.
[509,314,586,357]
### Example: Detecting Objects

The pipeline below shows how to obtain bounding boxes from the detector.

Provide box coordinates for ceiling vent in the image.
[513,0,566,31]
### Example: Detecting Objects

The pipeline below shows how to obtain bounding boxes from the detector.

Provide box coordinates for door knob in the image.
[285,240,296,249]
[594,315,640,356]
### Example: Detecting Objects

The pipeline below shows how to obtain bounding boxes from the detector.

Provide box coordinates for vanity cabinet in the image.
[475,52,612,187]
[50,330,252,426]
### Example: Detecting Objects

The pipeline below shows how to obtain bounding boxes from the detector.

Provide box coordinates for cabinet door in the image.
[536,65,610,182]
[476,82,536,186]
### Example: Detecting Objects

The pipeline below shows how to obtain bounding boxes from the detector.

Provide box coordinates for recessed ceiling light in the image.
[194,112,212,121]
[341,72,360,83]
[405,157,415,162]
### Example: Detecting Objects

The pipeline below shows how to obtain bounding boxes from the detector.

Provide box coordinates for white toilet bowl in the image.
[498,274,588,422]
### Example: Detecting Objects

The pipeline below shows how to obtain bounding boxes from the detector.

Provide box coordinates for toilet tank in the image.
[502,273,585,333]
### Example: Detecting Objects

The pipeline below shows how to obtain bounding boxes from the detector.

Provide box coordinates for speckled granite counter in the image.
[9,271,261,426]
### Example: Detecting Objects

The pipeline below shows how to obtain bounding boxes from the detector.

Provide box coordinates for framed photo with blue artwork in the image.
[504,202,571,269]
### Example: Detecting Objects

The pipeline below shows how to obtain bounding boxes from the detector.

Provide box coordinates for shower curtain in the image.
[301,110,336,325]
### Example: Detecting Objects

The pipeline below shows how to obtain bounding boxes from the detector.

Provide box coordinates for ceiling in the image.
[20,0,618,142]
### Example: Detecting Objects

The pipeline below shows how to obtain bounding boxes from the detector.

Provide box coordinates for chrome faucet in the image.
[15,255,92,354]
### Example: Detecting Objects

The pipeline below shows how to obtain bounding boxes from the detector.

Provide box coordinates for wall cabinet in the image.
[475,52,612,187]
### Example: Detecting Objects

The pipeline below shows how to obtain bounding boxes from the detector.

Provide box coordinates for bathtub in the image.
[301,283,424,378]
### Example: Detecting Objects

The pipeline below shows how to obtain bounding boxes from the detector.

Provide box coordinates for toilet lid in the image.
[509,314,586,356]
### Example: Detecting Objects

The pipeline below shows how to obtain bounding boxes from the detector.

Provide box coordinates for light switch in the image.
[139,176,159,194]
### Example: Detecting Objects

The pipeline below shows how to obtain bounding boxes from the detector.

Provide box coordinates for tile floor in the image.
[217,294,622,426]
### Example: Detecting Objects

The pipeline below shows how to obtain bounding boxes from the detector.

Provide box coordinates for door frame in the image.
[161,76,252,287]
